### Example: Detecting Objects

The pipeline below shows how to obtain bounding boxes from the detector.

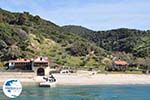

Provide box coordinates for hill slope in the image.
[0,8,150,69]
[62,26,150,57]
[0,8,107,68]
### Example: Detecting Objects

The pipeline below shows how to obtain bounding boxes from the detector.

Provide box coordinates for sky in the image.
[0,0,150,30]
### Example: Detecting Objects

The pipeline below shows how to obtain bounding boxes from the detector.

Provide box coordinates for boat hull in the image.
[39,82,56,87]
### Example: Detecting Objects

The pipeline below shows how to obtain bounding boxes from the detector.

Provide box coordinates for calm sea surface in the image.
[0,85,150,100]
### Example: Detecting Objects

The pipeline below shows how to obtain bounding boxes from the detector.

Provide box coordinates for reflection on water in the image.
[0,85,150,100]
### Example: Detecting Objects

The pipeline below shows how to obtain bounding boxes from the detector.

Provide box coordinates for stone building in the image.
[8,57,50,76]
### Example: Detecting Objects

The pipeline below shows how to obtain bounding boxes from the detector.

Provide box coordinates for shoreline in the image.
[0,72,150,86]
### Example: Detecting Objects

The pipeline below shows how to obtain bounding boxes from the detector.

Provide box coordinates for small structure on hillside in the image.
[113,60,128,71]
[8,57,50,76]
[106,59,128,71]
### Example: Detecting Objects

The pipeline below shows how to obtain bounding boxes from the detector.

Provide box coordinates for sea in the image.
[0,85,150,100]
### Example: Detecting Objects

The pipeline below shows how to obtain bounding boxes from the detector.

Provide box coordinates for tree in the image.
[17,13,27,25]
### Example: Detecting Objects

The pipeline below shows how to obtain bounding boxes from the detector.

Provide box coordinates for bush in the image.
[0,62,3,67]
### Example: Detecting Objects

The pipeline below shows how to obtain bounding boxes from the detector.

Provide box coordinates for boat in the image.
[39,75,57,87]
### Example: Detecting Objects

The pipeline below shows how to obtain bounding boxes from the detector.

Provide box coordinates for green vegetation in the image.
[0,8,107,68]
[0,8,150,71]
[62,26,150,71]
[62,26,150,58]
[0,62,3,67]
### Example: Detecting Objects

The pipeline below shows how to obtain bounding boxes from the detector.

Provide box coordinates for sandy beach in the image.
[0,72,150,86]
[53,74,150,85]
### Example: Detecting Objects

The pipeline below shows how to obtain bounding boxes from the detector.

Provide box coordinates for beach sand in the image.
[54,73,150,85]
[0,72,150,86]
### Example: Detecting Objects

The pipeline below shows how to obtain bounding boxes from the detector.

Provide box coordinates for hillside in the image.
[0,8,107,69]
[62,26,150,58]
[62,25,94,36]
[0,8,150,70]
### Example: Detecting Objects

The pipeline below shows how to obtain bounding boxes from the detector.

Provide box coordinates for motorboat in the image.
[39,75,57,87]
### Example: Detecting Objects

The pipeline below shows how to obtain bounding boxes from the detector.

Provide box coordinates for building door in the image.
[37,68,45,76]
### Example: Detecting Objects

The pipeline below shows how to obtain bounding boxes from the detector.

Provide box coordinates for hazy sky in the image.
[0,0,149,30]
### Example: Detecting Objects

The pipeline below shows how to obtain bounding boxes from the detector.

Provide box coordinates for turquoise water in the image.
[1,85,150,100]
